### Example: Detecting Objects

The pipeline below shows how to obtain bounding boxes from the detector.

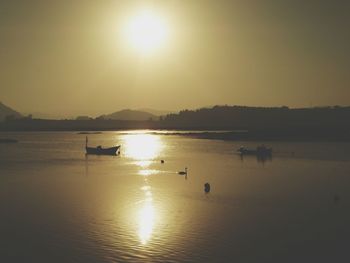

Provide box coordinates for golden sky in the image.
[1,0,349,117]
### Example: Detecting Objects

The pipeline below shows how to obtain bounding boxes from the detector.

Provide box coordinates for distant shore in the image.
[0,119,350,142]
[1,105,349,142]
[183,131,350,142]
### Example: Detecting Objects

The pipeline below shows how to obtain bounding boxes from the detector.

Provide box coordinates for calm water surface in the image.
[1,131,350,263]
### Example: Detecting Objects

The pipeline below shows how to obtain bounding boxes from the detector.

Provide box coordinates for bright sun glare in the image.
[124,10,168,54]
[122,134,163,164]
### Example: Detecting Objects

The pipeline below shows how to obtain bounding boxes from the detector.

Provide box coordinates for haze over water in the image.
[1,131,350,262]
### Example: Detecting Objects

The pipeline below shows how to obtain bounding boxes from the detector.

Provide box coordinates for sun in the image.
[124,10,168,54]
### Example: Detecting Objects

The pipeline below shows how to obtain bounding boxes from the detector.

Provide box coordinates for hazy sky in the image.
[1,0,349,117]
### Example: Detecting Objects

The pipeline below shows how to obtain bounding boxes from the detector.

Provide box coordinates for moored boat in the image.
[237,145,272,156]
[85,137,120,155]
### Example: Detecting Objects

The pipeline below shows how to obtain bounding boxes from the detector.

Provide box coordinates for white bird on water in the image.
[178,167,188,175]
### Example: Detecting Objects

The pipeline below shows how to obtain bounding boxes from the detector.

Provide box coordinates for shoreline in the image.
[1,129,350,142]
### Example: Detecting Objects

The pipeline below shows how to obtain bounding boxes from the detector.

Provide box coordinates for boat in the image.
[237,145,272,156]
[77,131,102,134]
[85,137,120,155]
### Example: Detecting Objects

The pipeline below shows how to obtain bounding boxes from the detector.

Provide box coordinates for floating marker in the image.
[204,183,210,193]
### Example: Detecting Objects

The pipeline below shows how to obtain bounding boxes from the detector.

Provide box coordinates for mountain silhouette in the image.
[0,101,22,121]
[100,109,158,121]
[137,108,174,116]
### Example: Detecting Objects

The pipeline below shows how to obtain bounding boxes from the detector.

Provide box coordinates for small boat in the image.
[85,137,120,155]
[86,145,120,155]
[237,145,272,156]
[78,131,102,134]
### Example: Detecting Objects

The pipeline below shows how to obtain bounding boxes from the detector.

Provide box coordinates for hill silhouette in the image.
[0,102,22,121]
[161,105,350,130]
[100,109,158,121]
[138,108,174,116]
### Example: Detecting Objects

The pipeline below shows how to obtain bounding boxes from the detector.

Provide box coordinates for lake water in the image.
[1,131,350,263]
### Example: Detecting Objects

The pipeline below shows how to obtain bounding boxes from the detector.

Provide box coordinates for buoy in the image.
[204,183,210,193]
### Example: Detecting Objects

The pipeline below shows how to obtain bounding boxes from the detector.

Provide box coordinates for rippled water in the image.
[1,131,350,262]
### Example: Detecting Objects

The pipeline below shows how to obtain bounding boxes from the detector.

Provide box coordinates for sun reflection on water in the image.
[122,134,163,165]
[138,184,156,245]
[138,169,160,176]
[138,200,155,244]
[121,133,164,244]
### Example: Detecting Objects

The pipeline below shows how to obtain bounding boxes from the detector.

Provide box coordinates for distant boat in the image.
[0,138,18,144]
[78,131,102,134]
[85,136,120,155]
[237,145,272,156]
